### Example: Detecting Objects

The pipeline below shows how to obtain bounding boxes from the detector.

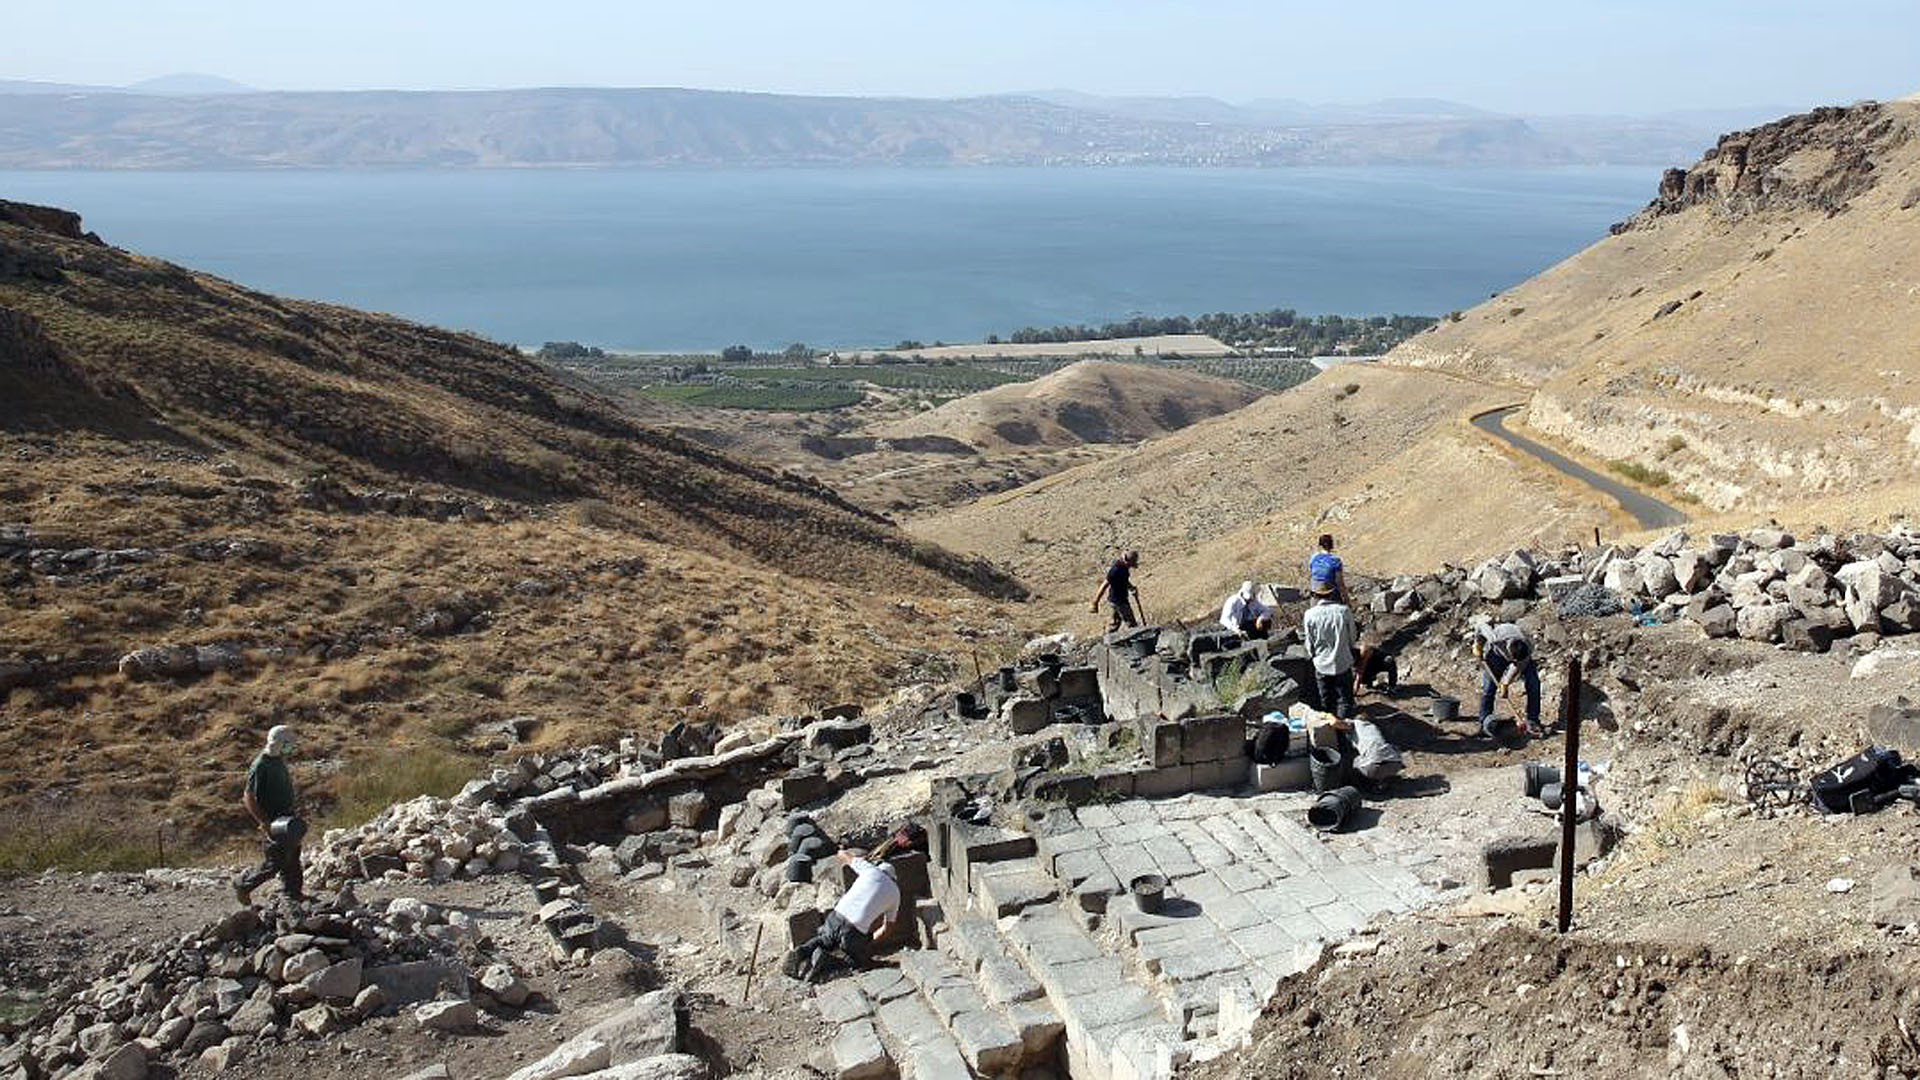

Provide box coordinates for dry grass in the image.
[325,747,477,829]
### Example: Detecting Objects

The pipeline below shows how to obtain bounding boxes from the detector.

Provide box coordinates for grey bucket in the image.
[1540,782,1564,811]
[1130,874,1168,914]
[1307,786,1362,831]
[1524,762,1561,799]
[1309,745,1346,793]
[1430,696,1459,722]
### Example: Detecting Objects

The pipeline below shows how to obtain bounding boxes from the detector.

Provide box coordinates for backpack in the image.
[1808,746,1917,814]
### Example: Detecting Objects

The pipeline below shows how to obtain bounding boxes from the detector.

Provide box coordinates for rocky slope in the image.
[1391,99,1920,517]
[872,360,1267,452]
[0,200,1026,849]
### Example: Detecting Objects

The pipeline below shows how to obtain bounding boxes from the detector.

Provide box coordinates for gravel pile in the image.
[1556,583,1626,618]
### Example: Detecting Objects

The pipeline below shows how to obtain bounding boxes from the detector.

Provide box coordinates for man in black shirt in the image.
[1091,549,1142,631]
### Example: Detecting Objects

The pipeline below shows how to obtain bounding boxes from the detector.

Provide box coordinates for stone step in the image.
[998,904,1189,1080]
[814,982,896,1080]
[969,858,1060,918]
[898,950,1025,1076]
[874,993,975,1080]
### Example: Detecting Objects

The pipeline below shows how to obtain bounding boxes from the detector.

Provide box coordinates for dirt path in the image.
[1473,405,1687,529]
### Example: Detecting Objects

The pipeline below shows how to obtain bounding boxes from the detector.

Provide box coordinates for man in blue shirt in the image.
[1308,534,1346,603]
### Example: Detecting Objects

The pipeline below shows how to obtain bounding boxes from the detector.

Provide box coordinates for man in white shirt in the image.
[782,849,900,983]
[1219,580,1273,638]
[1302,583,1357,720]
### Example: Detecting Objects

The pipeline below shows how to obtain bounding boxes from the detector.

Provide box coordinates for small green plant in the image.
[326,748,474,828]
[1211,660,1267,708]
[0,816,173,873]
[1608,459,1673,487]
[1663,435,1688,455]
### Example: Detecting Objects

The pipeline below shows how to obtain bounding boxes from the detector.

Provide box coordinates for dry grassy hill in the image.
[913,362,1620,622]
[873,359,1266,451]
[1393,100,1920,517]
[0,200,1024,860]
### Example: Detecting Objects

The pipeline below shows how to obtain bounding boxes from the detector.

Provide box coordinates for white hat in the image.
[1238,580,1256,600]
[266,725,296,754]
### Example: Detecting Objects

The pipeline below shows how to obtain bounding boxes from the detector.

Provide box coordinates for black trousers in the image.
[1315,670,1355,720]
[237,833,303,899]
[1108,597,1139,632]
[793,911,872,982]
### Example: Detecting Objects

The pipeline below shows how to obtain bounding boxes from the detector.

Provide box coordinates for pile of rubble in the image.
[0,894,527,1080]
[1367,525,1920,653]
[306,794,531,888]
[297,474,519,523]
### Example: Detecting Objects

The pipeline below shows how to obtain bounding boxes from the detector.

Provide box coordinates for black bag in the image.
[1809,746,1917,814]
[1252,722,1291,764]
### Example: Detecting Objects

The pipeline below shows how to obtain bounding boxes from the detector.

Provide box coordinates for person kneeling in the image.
[1219,580,1273,639]
[783,849,900,983]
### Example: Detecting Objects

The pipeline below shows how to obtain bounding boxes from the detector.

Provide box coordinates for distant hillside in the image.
[1391,100,1920,515]
[874,360,1267,451]
[0,85,1768,168]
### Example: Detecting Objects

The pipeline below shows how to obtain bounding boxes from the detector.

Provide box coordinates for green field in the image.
[637,384,865,410]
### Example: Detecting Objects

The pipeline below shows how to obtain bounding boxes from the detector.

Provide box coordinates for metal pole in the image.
[1557,656,1583,934]
[742,921,765,1004]
[1593,526,1601,548]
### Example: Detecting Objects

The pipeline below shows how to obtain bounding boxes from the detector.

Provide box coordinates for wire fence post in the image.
[1557,655,1583,934]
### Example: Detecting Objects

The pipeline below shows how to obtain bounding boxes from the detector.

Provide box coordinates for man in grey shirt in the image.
[1302,583,1357,719]
[1477,620,1540,735]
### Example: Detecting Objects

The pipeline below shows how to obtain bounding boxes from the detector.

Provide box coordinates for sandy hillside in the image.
[1393,99,1920,515]
[0,199,1027,849]
[913,362,1622,621]
[873,359,1267,452]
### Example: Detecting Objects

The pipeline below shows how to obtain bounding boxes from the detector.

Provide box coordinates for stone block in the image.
[815,982,874,1024]
[976,953,1044,1005]
[1057,666,1101,700]
[973,862,1060,917]
[667,791,709,828]
[1132,765,1193,798]
[830,1019,893,1080]
[1005,998,1065,1057]
[622,802,668,834]
[950,1009,1023,1074]
[1006,908,1103,966]
[1004,696,1053,735]
[1054,982,1162,1047]
[1073,872,1121,913]
[787,907,826,948]
[782,769,834,808]
[1181,714,1244,764]
[857,968,914,1003]
[363,960,470,1006]
[1695,604,1737,638]
[1190,757,1247,792]
[1478,833,1557,890]
[1780,618,1836,654]
[1149,721,1184,768]
[1254,758,1311,792]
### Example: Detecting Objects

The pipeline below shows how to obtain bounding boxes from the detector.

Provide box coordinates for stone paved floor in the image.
[1037,789,1442,1038]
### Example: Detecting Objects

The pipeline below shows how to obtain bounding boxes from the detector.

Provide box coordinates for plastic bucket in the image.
[1130,874,1168,914]
[1309,745,1346,793]
[1307,786,1362,831]
[1539,782,1564,811]
[1430,696,1459,722]
[1523,762,1561,799]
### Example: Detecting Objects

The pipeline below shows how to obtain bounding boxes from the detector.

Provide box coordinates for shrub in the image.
[1608,459,1672,487]
[326,748,474,828]
[0,810,173,873]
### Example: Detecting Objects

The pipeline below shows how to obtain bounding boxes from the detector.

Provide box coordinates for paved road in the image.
[1473,405,1687,529]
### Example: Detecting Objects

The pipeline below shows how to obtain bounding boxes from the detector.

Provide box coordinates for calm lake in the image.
[0,167,1653,350]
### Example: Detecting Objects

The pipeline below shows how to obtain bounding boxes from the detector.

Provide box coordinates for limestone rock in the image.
[414,999,481,1033]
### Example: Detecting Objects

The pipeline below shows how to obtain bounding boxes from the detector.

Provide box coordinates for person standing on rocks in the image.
[783,848,900,983]
[1092,549,1143,632]
[1303,582,1357,719]
[1308,534,1347,604]
[1476,620,1540,736]
[234,724,307,905]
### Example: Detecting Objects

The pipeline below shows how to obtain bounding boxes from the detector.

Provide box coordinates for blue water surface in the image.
[0,167,1652,350]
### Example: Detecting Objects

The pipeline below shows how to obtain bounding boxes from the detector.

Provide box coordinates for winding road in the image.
[1472,405,1687,529]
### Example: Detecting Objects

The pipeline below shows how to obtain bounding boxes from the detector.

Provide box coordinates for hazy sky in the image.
[10,1,1916,114]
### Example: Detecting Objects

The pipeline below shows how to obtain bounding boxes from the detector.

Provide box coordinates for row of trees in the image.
[998,310,1437,353]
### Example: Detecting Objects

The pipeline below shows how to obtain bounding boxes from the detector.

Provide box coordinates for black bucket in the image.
[1253,723,1291,765]
[1523,762,1561,799]
[1130,873,1168,914]
[1539,782,1564,811]
[954,691,978,717]
[1309,745,1346,793]
[785,853,814,883]
[998,666,1017,691]
[1307,786,1362,831]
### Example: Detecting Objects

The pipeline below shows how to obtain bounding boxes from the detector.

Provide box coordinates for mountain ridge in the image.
[0,84,1792,168]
